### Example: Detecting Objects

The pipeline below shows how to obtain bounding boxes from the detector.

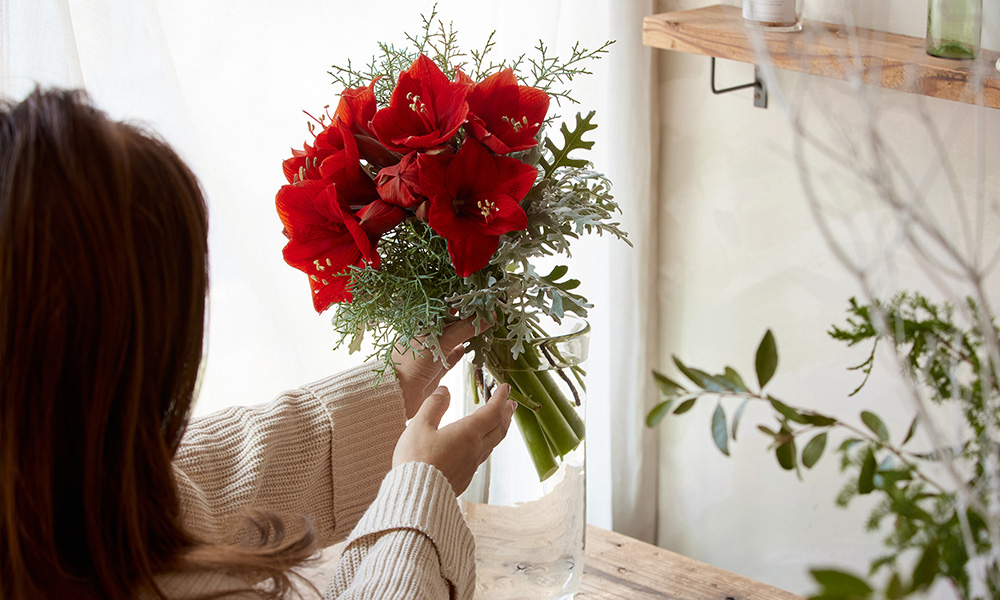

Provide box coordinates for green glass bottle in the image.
[926,0,982,59]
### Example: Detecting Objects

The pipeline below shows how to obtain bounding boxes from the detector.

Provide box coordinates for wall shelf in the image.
[643,4,1000,110]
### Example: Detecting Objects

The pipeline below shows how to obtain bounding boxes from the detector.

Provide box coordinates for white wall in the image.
[652,0,1000,596]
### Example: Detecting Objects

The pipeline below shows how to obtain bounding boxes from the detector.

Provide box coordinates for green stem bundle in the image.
[481,323,585,481]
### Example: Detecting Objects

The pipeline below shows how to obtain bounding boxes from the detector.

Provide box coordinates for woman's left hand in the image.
[392,317,482,419]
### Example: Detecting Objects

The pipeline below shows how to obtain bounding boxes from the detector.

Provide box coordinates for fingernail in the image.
[506,399,517,413]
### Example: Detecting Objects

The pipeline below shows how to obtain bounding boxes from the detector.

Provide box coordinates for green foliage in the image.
[327,3,613,112]
[539,111,597,178]
[647,292,1000,600]
[320,6,627,373]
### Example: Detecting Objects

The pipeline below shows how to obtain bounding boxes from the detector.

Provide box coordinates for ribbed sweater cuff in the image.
[303,362,407,539]
[348,462,477,598]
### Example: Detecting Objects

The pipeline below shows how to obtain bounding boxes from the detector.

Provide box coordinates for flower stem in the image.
[537,369,585,440]
[513,407,559,481]
[488,320,586,480]
[505,369,580,456]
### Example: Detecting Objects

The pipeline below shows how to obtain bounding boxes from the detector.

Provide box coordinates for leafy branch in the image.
[648,293,1000,600]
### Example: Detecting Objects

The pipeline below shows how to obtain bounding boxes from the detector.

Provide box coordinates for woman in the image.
[0,88,514,599]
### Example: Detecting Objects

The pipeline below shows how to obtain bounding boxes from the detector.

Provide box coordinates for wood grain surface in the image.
[643,4,1000,109]
[580,525,804,600]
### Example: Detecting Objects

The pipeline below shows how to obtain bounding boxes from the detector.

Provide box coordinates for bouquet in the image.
[275,10,628,481]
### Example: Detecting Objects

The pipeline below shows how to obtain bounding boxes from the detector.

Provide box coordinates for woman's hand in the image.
[392,384,515,495]
[393,317,482,419]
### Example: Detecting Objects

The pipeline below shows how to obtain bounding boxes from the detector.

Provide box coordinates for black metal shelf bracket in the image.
[710,56,768,108]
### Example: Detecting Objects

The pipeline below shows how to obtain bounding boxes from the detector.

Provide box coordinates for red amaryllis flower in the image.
[282,120,347,185]
[332,80,401,169]
[316,120,379,206]
[374,151,424,209]
[282,115,379,207]
[334,81,377,137]
[465,68,548,154]
[276,180,380,311]
[370,54,471,152]
[418,139,536,277]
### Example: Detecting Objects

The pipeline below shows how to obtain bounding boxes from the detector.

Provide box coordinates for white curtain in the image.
[2,0,660,539]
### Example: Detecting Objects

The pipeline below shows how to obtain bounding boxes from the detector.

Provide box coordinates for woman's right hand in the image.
[392,384,515,495]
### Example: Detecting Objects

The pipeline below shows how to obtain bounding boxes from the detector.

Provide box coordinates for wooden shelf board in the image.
[643,4,1000,109]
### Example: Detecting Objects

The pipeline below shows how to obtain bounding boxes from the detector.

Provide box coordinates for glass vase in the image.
[742,0,803,33]
[926,0,982,59]
[460,316,589,600]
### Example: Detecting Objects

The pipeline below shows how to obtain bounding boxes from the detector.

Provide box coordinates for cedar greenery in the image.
[648,292,1000,600]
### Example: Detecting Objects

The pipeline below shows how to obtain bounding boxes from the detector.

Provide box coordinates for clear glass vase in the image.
[926,0,982,59]
[460,316,589,600]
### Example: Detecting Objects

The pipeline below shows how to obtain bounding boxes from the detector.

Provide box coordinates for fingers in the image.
[465,384,514,435]
[413,386,451,429]
[415,344,466,399]
[481,394,516,453]
[437,316,482,351]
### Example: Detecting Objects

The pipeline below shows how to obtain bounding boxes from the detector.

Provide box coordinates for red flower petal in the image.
[466,68,549,154]
[419,139,534,276]
[443,234,502,278]
[370,54,470,152]
[275,182,379,312]
[314,120,379,206]
[357,199,407,237]
[375,151,424,209]
[334,80,378,136]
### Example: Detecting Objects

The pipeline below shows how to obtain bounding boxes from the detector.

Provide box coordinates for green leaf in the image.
[860,411,889,442]
[769,397,811,424]
[902,417,918,446]
[709,374,739,392]
[646,399,676,427]
[755,329,778,389]
[545,265,569,281]
[810,569,873,597]
[348,323,366,354]
[652,370,686,396]
[775,439,796,470]
[673,398,697,415]
[885,572,904,600]
[539,111,597,177]
[673,356,727,392]
[802,432,828,469]
[858,448,876,494]
[911,543,939,591]
[723,366,749,391]
[731,398,750,441]
[712,403,730,456]
[757,424,777,437]
[838,438,861,452]
[802,413,837,427]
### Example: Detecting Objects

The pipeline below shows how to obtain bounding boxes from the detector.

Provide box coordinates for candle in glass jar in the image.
[743,0,803,32]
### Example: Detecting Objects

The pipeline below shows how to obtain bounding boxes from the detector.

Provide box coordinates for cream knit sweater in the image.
[158,363,476,599]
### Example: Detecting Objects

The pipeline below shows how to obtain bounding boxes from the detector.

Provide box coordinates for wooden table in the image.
[304,524,803,599]
[581,525,803,600]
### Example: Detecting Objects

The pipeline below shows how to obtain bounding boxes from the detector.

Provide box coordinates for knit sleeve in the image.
[325,462,477,600]
[173,362,406,548]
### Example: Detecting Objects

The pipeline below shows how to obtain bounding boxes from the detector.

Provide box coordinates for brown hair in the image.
[0,89,314,599]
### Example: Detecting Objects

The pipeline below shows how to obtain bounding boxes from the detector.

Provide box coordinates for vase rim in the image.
[492,315,590,344]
